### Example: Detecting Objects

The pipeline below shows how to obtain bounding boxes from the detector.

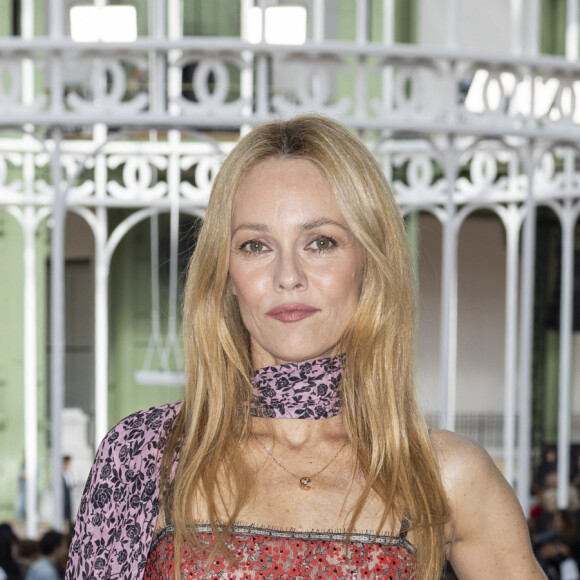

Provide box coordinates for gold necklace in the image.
[252,435,349,490]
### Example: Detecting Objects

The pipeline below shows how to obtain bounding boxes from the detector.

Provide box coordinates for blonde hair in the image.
[161,115,450,578]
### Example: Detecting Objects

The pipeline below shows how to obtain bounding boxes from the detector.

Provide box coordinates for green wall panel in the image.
[0,0,14,36]
[0,213,24,518]
[108,212,182,428]
[183,0,240,36]
[541,0,567,56]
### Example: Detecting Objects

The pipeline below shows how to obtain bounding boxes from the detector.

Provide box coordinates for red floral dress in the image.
[143,523,416,579]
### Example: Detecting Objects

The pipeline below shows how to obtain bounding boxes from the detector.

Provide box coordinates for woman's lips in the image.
[266,303,320,323]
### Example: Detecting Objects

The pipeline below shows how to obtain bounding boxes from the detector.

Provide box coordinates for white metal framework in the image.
[1,0,580,535]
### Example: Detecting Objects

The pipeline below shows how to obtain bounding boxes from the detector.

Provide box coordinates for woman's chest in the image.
[187,462,402,536]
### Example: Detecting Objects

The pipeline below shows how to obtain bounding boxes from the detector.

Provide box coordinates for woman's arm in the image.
[431,430,547,579]
[65,402,181,580]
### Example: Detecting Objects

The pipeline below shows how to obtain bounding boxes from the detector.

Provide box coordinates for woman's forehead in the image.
[231,158,344,226]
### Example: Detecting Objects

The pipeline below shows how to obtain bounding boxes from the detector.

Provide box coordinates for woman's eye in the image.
[310,237,336,251]
[241,240,266,253]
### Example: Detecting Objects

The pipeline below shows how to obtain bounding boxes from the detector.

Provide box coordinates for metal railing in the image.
[0,0,579,535]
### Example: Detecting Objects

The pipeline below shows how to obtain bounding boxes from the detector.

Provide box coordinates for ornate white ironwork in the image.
[66,57,149,114]
[1,0,580,537]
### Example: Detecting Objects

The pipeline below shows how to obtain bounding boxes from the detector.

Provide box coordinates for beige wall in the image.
[416,212,580,416]
[416,213,508,414]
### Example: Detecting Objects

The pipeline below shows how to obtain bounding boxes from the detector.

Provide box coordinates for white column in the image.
[149,0,167,114]
[164,0,182,374]
[557,200,575,508]
[356,0,368,43]
[510,0,523,54]
[21,0,38,540]
[23,214,38,538]
[48,0,63,115]
[49,128,66,531]
[255,0,268,117]
[527,0,540,55]
[21,0,34,104]
[566,0,579,61]
[355,0,368,119]
[516,144,537,514]
[168,0,183,117]
[313,0,325,42]
[240,0,255,124]
[94,233,109,446]
[93,125,109,447]
[503,206,521,487]
[446,0,458,49]
[382,0,395,112]
[439,141,458,431]
[166,130,181,370]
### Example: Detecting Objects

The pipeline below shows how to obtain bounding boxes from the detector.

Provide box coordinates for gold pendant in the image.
[299,477,311,489]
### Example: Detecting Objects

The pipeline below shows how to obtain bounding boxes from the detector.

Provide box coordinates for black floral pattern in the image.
[65,401,182,580]
[250,356,343,420]
[67,358,345,579]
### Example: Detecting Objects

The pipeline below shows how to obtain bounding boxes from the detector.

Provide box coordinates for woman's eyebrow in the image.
[232,223,269,235]
[300,218,349,232]
[232,218,349,236]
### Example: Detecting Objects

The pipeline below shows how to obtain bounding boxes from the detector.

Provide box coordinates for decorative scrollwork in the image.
[482,71,511,114]
[271,56,351,116]
[0,153,22,188]
[535,151,557,193]
[107,155,168,200]
[180,156,221,205]
[462,68,523,122]
[372,61,443,120]
[173,55,248,116]
[0,153,26,198]
[542,78,580,125]
[390,152,447,204]
[456,151,500,197]
[468,151,497,186]
[536,148,580,199]
[455,148,526,203]
[460,68,580,129]
[63,155,95,200]
[33,153,96,199]
[66,57,148,114]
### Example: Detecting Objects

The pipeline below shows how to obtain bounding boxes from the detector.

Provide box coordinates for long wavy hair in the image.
[161,115,450,578]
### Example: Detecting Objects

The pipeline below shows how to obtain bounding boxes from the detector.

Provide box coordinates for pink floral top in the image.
[65,402,182,580]
[66,360,417,580]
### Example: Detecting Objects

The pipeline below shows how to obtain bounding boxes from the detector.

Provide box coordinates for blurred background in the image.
[0,0,579,576]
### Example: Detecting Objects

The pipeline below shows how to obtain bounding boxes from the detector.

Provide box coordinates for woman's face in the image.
[229,157,363,369]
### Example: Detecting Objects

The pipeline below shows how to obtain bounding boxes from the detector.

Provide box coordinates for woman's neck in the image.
[250,414,346,447]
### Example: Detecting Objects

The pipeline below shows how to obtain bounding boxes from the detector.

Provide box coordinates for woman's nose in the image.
[273,250,307,290]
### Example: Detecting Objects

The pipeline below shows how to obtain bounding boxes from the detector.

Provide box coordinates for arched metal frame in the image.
[1,0,580,535]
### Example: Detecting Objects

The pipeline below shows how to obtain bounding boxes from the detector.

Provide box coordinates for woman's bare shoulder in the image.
[429,428,487,456]
[428,430,546,579]
[428,429,497,486]
[428,429,515,521]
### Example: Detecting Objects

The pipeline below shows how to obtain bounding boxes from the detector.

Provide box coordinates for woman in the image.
[66,115,545,579]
